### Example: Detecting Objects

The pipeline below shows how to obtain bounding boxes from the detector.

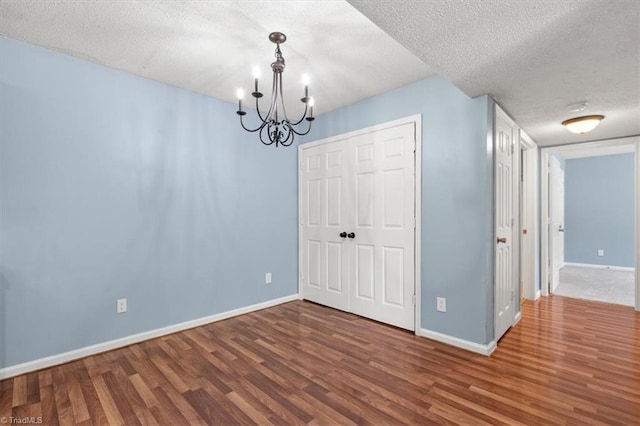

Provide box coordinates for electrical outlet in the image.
[117,298,127,314]
[436,297,446,312]
[597,249,604,257]
[265,273,272,284]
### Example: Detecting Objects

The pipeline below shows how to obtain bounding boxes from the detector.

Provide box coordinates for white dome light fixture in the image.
[561,115,605,134]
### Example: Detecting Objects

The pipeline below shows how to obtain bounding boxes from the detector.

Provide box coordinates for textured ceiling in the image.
[0,0,432,118]
[1,1,638,147]
[347,0,640,146]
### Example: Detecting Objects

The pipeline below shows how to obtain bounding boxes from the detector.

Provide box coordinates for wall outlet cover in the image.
[597,249,604,257]
[117,298,127,314]
[436,297,446,312]
[265,273,272,284]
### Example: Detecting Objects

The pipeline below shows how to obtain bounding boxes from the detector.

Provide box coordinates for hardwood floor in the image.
[1,296,639,425]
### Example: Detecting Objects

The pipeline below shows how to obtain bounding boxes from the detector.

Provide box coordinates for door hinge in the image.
[412,294,416,305]
[511,217,514,227]
[511,142,515,154]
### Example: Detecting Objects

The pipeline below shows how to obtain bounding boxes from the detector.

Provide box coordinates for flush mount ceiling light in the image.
[235,32,314,147]
[561,115,605,134]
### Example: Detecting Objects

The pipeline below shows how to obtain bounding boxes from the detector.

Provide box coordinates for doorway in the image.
[541,138,639,310]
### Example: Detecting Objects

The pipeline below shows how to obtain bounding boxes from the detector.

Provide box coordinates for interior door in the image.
[495,109,516,341]
[549,155,565,293]
[348,123,416,330]
[300,140,349,311]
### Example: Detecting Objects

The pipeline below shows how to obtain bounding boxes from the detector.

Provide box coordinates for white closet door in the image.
[347,123,416,330]
[299,120,416,331]
[300,140,349,311]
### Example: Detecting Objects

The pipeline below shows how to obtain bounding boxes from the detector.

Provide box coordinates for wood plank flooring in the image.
[1,295,639,425]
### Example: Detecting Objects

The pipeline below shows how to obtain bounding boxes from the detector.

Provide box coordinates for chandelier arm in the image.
[280,123,295,146]
[239,114,268,133]
[254,95,268,123]
[259,123,276,145]
[277,73,292,123]
[289,102,309,126]
[287,119,313,136]
[252,72,279,129]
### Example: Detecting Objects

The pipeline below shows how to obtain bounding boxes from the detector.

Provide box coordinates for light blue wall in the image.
[565,153,635,267]
[302,77,495,345]
[0,37,298,368]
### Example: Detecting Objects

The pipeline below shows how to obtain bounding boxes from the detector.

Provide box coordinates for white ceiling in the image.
[347,0,640,147]
[0,0,432,119]
[0,1,638,147]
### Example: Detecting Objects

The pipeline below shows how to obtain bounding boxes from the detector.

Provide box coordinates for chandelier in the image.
[235,32,314,147]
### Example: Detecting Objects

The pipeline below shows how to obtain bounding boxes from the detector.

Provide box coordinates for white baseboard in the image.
[514,311,522,325]
[535,289,541,300]
[564,262,635,272]
[417,328,496,356]
[0,294,299,380]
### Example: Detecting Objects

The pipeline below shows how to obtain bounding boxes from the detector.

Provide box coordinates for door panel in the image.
[495,110,516,341]
[383,247,404,307]
[356,172,375,227]
[383,169,404,228]
[326,177,342,226]
[356,244,375,300]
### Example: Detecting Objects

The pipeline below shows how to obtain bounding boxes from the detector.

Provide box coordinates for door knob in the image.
[339,231,347,238]
[558,226,565,232]
[347,232,356,239]
[497,237,507,244]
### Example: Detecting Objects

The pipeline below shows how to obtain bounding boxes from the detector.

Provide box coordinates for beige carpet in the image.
[554,265,635,306]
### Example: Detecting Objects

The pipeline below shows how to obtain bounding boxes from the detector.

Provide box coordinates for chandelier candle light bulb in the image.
[252,66,261,95]
[235,32,315,147]
[236,88,246,115]
[302,74,310,98]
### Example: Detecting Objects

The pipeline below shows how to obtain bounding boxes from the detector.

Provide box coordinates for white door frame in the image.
[540,136,639,311]
[519,130,539,302]
[297,114,423,332]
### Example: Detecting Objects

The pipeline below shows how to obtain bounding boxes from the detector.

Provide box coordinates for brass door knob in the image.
[497,237,507,244]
